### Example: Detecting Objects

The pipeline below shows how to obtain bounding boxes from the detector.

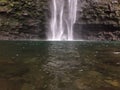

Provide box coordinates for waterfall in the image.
[48,0,78,41]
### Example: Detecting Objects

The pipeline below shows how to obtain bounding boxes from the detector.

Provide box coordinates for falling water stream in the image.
[48,0,78,40]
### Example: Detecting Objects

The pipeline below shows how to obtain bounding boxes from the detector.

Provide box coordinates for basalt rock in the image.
[76,0,120,40]
[0,0,120,40]
[0,0,48,40]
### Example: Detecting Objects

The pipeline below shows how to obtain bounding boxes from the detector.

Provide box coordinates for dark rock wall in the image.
[0,0,48,40]
[78,0,119,25]
[75,0,120,40]
[0,0,120,40]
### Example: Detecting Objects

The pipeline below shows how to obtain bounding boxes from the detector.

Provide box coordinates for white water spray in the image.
[48,0,78,40]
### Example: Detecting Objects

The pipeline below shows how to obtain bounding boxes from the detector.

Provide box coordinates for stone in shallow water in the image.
[0,78,22,90]
[74,71,105,90]
[0,0,8,6]
[21,83,35,90]
[104,80,120,87]
[0,6,9,13]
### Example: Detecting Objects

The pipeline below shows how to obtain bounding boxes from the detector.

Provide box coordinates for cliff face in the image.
[0,0,48,40]
[0,0,120,40]
[78,0,119,25]
[75,0,120,40]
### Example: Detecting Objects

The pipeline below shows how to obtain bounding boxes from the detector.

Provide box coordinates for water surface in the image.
[0,41,120,90]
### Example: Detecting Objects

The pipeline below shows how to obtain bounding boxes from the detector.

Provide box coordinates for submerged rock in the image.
[105,80,120,87]
[74,71,105,90]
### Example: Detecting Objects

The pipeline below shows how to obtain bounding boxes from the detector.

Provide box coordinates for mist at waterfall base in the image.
[47,0,78,41]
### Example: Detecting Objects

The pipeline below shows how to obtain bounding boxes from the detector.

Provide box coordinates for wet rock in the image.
[21,83,34,90]
[0,0,120,40]
[0,78,23,90]
[0,1,8,6]
[75,0,120,40]
[0,0,48,40]
[0,6,9,13]
[74,71,106,90]
[105,80,120,87]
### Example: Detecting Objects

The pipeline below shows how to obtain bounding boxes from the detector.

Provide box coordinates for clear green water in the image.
[0,41,120,90]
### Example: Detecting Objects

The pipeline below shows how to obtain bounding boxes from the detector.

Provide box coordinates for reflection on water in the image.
[44,42,80,90]
[0,41,120,90]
